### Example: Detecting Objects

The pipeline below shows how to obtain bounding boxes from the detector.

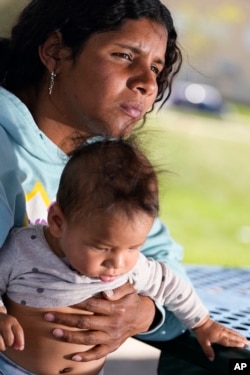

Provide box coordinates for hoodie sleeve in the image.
[0,126,27,248]
[141,217,189,282]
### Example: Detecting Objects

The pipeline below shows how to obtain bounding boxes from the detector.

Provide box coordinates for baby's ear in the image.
[47,202,65,237]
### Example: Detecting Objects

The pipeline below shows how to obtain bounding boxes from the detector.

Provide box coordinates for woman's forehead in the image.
[86,18,168,56]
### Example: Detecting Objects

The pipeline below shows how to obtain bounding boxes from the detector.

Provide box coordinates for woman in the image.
[0,0,191,373]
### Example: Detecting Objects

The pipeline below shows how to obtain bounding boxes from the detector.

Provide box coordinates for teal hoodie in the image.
[0,87,67,245]
[0,86,188,339]
[0,86,186,272]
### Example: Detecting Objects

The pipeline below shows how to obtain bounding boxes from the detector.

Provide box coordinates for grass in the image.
[231,102,250,117]
[140,109,250,267]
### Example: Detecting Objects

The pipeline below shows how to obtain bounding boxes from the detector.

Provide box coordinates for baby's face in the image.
[58,211,154,281]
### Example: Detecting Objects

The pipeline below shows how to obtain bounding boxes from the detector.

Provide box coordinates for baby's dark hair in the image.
[0,0,182,106]
[56,137,159,222]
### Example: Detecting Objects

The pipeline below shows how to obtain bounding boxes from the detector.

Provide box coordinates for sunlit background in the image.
[154,0,250,266]
[0,0,249,267]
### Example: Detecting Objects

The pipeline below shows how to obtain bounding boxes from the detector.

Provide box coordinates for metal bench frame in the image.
[141,265,250,374]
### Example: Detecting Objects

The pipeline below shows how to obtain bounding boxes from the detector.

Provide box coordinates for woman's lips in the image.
[120,103,144,119]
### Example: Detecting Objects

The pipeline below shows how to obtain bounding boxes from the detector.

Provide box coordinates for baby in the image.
[0,137,248,375]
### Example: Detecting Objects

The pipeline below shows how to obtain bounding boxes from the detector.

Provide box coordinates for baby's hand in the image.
[193,316,249,361]
[0,312,24,351]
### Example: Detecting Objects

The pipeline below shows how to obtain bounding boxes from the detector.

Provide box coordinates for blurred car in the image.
[168,81,224,115]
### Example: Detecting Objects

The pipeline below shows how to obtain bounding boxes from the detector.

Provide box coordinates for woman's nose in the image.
[128,65,158,97]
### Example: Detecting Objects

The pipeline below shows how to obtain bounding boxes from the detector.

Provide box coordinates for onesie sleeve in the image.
[139,218,192,336]
[132,254,208,329]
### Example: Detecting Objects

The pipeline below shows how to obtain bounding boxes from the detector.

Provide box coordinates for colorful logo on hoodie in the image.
[25,182,50,224]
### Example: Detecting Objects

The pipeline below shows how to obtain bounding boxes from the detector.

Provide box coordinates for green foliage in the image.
[232,103,250,117]
[144,110,250,267]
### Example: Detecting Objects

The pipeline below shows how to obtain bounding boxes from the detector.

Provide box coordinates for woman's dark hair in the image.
[0,0,182,106]
[57,137,159,222]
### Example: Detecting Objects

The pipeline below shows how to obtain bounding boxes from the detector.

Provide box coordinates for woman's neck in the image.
[15,86,89,153]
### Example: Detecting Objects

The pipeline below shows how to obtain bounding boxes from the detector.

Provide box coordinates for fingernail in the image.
[208,357,214,362]
[52,329,64,338]
[44,313,55,322]
[104,289,114,297]
[14,345,24,351]
[72,355,83,362]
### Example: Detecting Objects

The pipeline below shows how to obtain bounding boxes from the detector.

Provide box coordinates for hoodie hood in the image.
[0,86,65,164]
[0,86,68,234]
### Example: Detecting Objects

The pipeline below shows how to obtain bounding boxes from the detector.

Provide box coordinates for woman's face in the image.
[55,18,168,137]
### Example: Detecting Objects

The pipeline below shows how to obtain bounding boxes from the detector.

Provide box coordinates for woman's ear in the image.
[47,202,65,238]
[38,31,70,74]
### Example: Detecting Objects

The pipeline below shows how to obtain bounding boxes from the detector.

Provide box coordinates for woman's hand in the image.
[193,316,249,361]
[44,282,156,362]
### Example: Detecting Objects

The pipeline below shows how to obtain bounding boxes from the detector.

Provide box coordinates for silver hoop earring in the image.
[49,71,56,95]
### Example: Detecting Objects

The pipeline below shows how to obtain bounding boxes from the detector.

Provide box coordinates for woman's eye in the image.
[113,52,132,61]
[151,65,160,75]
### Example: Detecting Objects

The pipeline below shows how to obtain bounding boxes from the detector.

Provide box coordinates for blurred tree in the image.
[163,0,250,105]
